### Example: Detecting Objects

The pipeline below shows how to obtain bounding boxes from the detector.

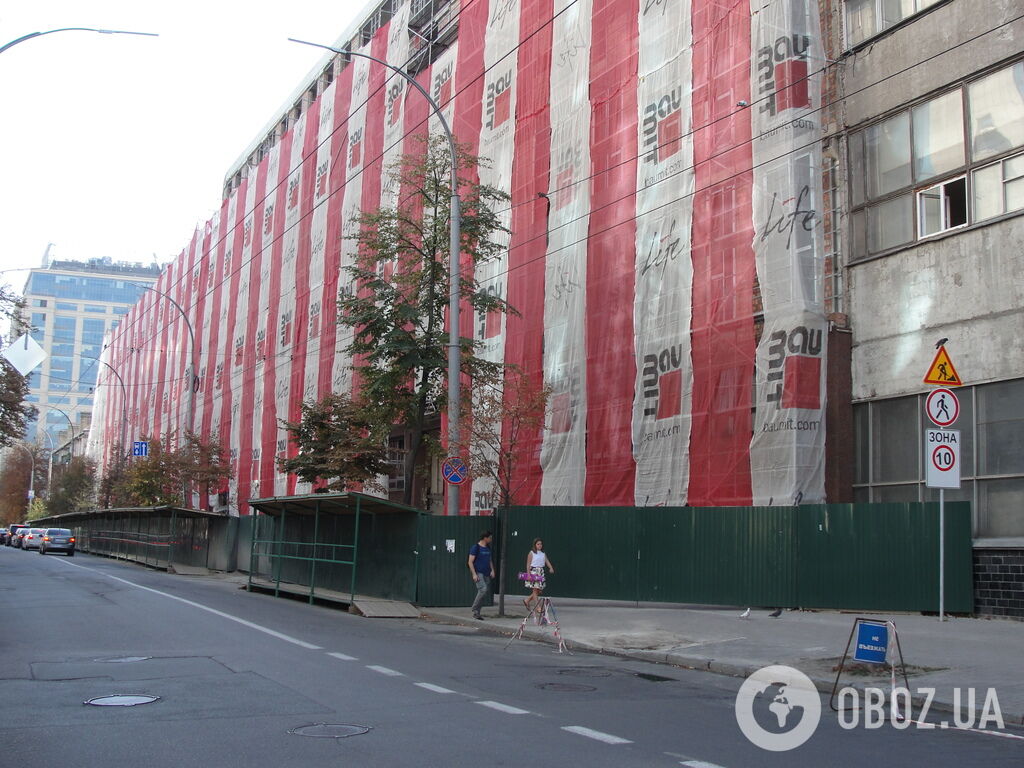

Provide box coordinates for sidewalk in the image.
[421,598,1024,727]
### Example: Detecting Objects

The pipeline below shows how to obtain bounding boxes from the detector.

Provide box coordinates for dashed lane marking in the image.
[477,701,531,715]
[415,683,456,694]
[680,761,728,768]
[55,559,322,649]
[562,726,632,745]
[367,665,404,676]
[327,652,358,661]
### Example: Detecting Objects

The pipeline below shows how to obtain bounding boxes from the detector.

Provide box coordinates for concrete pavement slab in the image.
[420,598,1024,728]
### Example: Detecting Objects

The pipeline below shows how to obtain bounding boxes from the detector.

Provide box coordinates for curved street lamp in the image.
[288,37,464,516]
[0,28,157,56]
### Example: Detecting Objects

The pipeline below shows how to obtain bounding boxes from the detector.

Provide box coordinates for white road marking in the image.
[680,761,728,768]
[328,652,358,661]
[477,700,531,715]
[367,665,403,676]
[415,682,455,694]
[561,726,632,744]
[55,559,321,649]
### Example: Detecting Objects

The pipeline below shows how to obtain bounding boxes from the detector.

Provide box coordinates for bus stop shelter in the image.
[247,492,424,610]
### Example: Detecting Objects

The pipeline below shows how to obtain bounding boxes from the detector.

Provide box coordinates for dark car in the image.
[0,528,7,545]
[10,525,30,548]
[6,523,27,547]
[39,528,75,556]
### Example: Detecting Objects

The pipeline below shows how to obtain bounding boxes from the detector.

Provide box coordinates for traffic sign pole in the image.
[940,488,945,622]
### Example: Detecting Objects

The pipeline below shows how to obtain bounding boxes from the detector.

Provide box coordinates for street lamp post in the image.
[87,356,129,461]
[0,28,157,56]
[126,282,199,506]
[38,429,55,497]
[288,37,463,516]
[11,442,36,506]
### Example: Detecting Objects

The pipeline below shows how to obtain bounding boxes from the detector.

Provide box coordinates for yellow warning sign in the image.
[924,346,963,386]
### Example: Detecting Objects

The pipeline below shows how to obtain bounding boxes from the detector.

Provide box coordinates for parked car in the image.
[21,528,47,551]
[39,528,75,556]
[6,523,27,547]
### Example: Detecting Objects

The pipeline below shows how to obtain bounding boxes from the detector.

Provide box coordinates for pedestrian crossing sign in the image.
[923,346,963,386]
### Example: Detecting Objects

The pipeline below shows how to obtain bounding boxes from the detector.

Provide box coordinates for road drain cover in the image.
[557,667,611,678]
[537,682,596,692]
[289,724,371,739]
[84,694,160,707]
[94,656,151,663]
[634,672,675,682]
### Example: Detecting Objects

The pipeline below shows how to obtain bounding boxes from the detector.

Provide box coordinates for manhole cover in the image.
[94,656,151,663]
[536,682,597,692]
[288,723,371,739]
[84,694,160,707]
[558,667,611,678]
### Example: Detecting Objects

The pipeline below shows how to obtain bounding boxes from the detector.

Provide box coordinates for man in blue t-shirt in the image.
[467,531,495,620]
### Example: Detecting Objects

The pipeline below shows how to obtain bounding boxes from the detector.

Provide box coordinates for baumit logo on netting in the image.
[485,71,513,130]
[642,344,683,420]
[766,326,822,410]
[432,62,453,108]
[756,34,812,117]
[642,86,683,164]
[349,128,363,168]
[386,81,404,127]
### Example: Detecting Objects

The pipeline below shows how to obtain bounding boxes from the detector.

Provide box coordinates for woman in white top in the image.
[523,538,555,613]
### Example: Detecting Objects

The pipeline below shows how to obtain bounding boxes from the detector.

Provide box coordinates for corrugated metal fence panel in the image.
[491,504,971,612]
[353,513,419,601]
[505,506,639,601]
[416,515,496,607]
[636,506,797,606]
[236,515,254,573]
[796,502,974,613]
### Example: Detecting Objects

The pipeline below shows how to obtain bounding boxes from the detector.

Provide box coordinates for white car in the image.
[21,528,47,551]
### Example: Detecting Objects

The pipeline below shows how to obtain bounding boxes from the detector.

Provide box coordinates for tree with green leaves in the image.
[0,296,37,449]
[0,442,43,522]
[452,367,550,511]
[277,392,391,491]
[338,136,512,506]
[47,455,97,516]
[101,432,231,509]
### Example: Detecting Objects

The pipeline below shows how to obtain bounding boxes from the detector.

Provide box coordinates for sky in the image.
[0,0,371,296]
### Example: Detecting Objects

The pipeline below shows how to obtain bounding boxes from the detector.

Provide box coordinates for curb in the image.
[420,610,1024,729]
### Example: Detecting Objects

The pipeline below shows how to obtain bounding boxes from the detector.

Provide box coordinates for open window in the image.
[917,176,967,237]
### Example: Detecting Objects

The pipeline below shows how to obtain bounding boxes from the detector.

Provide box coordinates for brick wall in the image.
[973,549,1024,619]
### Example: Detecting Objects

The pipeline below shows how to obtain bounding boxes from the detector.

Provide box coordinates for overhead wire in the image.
[89,4,1024,447]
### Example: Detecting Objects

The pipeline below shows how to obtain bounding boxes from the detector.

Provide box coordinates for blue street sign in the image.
[853,620,889,664]
[441,456,468,485]
[132,441,149,457]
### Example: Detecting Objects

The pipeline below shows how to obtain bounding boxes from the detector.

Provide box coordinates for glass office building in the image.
[22,257,160,454]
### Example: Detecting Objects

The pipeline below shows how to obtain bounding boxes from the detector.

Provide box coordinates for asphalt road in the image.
[1,548,1021,767]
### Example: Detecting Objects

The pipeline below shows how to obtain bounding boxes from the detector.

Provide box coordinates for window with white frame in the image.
[848,60,1024,260]
[845,0,942,48]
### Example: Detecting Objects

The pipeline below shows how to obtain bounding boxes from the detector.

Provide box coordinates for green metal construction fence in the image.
[34,507,221,571]
[414,503,974,613]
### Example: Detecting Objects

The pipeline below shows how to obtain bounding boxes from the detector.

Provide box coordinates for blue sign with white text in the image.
[853,620,889,664]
